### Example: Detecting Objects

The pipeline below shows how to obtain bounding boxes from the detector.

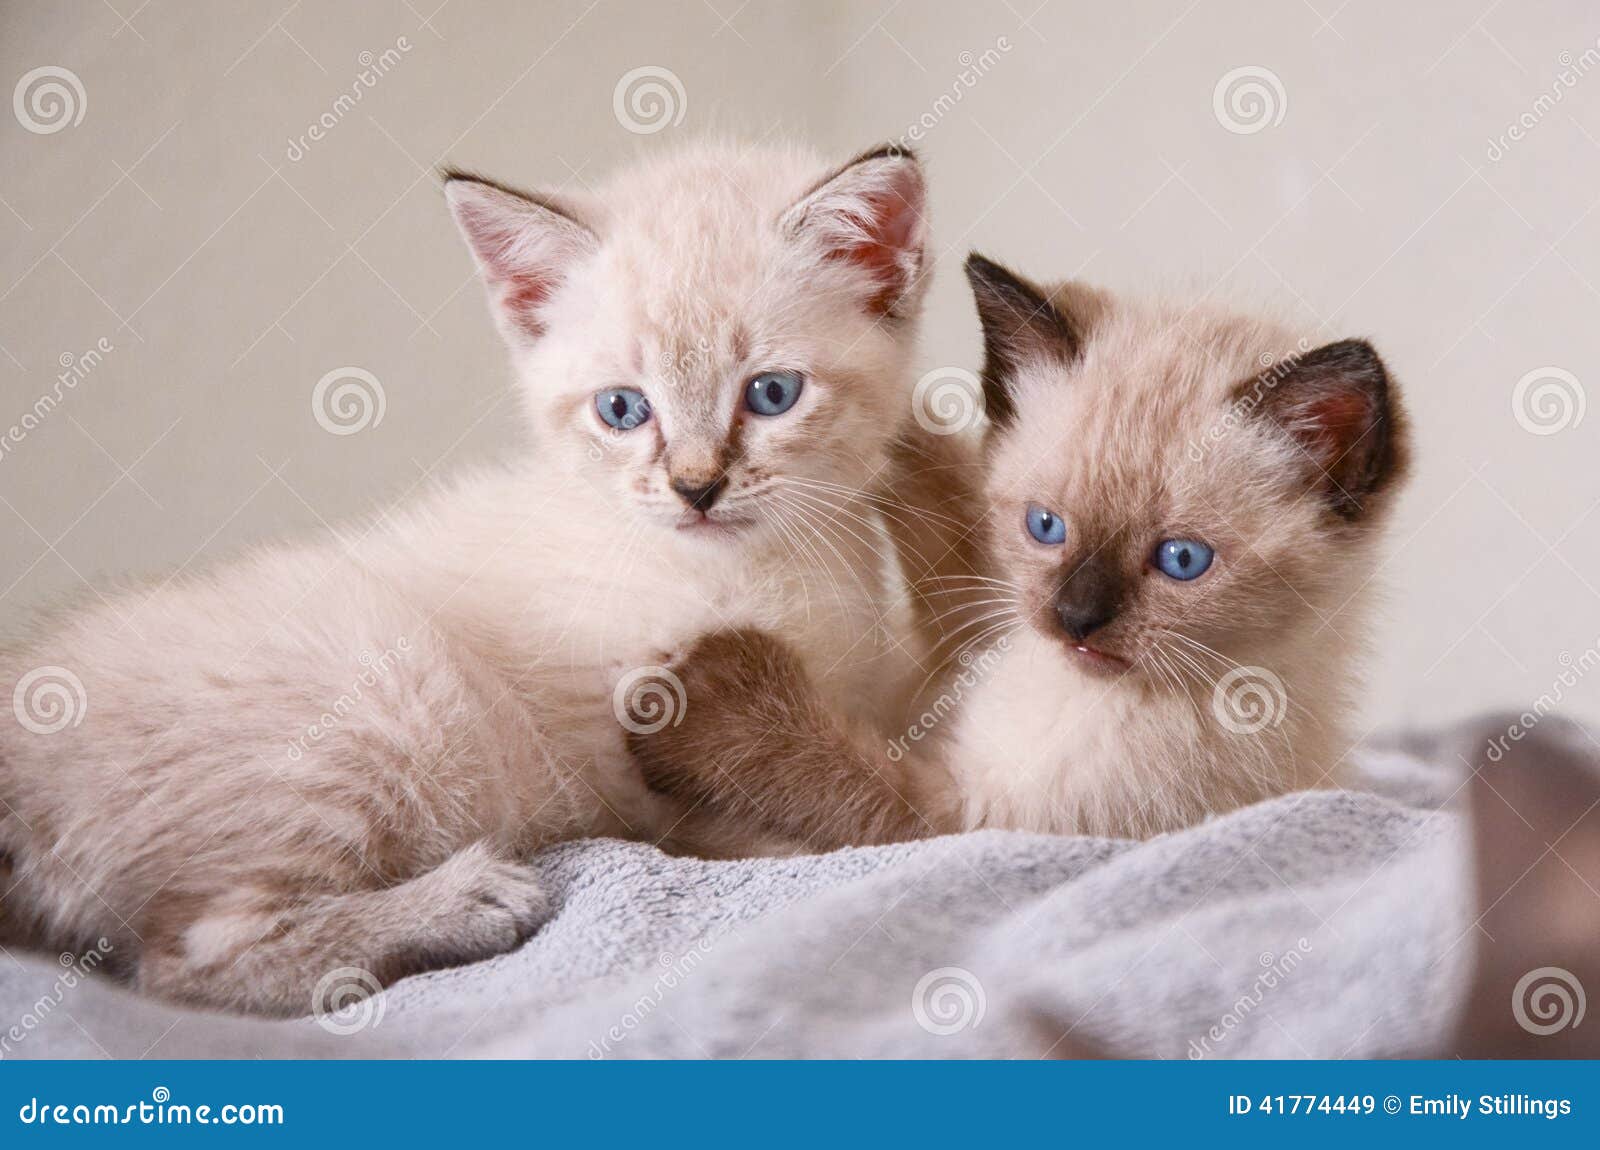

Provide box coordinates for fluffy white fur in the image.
[0,140,932,1015]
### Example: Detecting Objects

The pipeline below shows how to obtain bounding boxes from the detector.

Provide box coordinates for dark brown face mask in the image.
[1052,553,1126,645]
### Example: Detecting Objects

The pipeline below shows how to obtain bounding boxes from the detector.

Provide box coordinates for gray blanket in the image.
[0,738,1472,1059]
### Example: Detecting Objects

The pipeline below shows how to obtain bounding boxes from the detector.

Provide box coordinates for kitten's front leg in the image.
[625,628,956,851]
[136,841,550,1017]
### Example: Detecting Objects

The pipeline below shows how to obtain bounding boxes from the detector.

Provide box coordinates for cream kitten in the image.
[0,141,933,1015]
[631,252,1412,845]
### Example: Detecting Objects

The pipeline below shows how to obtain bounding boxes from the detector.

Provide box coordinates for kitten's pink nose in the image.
[670,475,727,512]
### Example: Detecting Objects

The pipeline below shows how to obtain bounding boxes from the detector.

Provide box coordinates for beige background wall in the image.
[2,0,1597,731]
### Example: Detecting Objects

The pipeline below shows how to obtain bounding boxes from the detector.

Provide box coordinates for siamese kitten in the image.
[631,252,1412,845]
[0,142,933,1015]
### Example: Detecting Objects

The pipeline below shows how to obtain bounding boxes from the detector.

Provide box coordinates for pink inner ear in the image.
[1296,391,1372,466]
[448,181,595,344]
[807,161,925,317]
[454,206,559,337]
[494,275,555,337]
[830,187,918,314]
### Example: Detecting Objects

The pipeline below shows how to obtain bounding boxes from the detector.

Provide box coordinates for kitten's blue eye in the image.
[1154,538,1214,581]
[1025,503,1066,546]
[596,388,651,430]
[745,371,804,416]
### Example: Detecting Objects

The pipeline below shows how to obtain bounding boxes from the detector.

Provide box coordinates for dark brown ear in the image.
[963,253,1084,429]
[1244,338,1409,520]
[782,144,928,320]
[444,169,597,349]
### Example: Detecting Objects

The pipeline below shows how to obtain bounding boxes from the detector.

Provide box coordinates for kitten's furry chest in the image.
[391,471,919,838]
[945,629,1330,838]
[946,630,1210,837]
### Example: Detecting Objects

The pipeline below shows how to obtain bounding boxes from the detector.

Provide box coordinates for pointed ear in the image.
[1244,338,1409,520]
[964,253,1085,429]
[781,145,928,320]
[443,169,597,349]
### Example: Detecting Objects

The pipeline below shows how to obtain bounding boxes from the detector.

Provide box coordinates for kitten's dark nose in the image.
[670,475,727,512]
[1056,600,1116,642]
[1053,555,1125,642]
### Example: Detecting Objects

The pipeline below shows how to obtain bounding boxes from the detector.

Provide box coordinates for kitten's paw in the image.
[670,627,808,703]
[627,723,699,800]
[625,627,807,801]
[417,842,550,958]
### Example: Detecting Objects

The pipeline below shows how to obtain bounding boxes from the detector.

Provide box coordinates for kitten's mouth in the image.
[673,509,753,538]
[1064,644,1132,676]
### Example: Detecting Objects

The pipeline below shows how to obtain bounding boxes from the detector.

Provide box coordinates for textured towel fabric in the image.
[0,736,1474,1060]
